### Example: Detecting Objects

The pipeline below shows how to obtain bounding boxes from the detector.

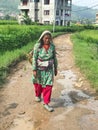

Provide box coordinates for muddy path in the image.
[0,34,98,130]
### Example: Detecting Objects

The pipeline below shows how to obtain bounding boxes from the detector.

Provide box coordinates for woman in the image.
[32,30,58,112]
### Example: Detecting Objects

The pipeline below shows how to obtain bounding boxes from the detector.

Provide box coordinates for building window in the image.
[34,0,39,2]
[22,0,28,5]
[61,0,63,6]
[21,0,28,1]
[44,0,50,5]
[56,10,59,15]
[44,10,50,15]
[57,1,59,7]
[30,0,39,2]
[61,10,63,16]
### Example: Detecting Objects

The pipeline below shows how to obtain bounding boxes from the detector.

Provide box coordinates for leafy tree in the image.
[22,15,32,25]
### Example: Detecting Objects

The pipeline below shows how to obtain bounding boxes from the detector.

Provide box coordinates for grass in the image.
[71,33,98,91]
[0,41,35,85]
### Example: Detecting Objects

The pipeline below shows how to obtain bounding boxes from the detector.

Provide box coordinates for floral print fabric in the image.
[32,42,58,87]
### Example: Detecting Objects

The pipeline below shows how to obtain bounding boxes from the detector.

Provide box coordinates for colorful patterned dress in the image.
[32,42,58,88]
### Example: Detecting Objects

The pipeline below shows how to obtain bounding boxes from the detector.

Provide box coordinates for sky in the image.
[72,0,98,9]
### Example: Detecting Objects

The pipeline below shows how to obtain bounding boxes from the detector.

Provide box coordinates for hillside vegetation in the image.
[0,0,20,14]
[72,5,97,21]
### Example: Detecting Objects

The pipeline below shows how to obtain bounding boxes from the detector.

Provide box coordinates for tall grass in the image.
[75,30,98,43]
[0,41,35,84]
[71,30,98,90]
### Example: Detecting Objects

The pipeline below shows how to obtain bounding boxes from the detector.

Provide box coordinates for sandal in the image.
[35,96,41,102]
[43,104,54,112]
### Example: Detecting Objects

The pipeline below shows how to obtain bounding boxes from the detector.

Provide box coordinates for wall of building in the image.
[95,13,98,25]
[18,0,72,26]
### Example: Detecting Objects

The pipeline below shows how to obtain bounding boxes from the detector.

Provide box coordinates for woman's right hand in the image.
[33,70,37,77]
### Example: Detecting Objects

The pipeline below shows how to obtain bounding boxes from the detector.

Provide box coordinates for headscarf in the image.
[38,30,52,42]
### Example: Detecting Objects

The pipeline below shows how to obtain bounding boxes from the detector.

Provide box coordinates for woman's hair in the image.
[39,33,51,48]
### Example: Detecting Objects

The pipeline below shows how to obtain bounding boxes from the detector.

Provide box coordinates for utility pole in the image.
[53,0,57,33]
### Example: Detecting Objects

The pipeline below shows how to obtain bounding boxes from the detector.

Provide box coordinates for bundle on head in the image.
[26,50,33,64]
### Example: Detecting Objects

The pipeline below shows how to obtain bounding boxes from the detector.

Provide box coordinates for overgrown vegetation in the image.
[71,30,98,90]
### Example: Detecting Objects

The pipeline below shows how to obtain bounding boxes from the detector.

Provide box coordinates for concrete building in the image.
[18,0,72,26]
[96,13,98,25]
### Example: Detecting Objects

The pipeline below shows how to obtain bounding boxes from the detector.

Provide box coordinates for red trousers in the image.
[33,83,52,104]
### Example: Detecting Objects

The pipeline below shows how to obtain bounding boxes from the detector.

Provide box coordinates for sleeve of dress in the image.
[32,44,39,71]
[53,45,58,70]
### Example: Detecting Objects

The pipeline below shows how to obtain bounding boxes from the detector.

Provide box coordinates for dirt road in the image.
[0,34,98,130]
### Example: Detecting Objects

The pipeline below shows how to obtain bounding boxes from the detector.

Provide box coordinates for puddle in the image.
[57,70,89,107]
[57,70,76,88]
[57,70,98,130]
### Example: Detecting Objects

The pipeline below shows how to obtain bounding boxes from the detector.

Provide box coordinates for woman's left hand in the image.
[54,69,57,76]
[33,70,37,78]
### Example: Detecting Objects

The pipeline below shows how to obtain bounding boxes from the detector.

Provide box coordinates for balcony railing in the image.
[18,4,30,10]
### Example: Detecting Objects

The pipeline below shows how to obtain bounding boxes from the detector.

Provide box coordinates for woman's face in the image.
[42,34,51,45]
